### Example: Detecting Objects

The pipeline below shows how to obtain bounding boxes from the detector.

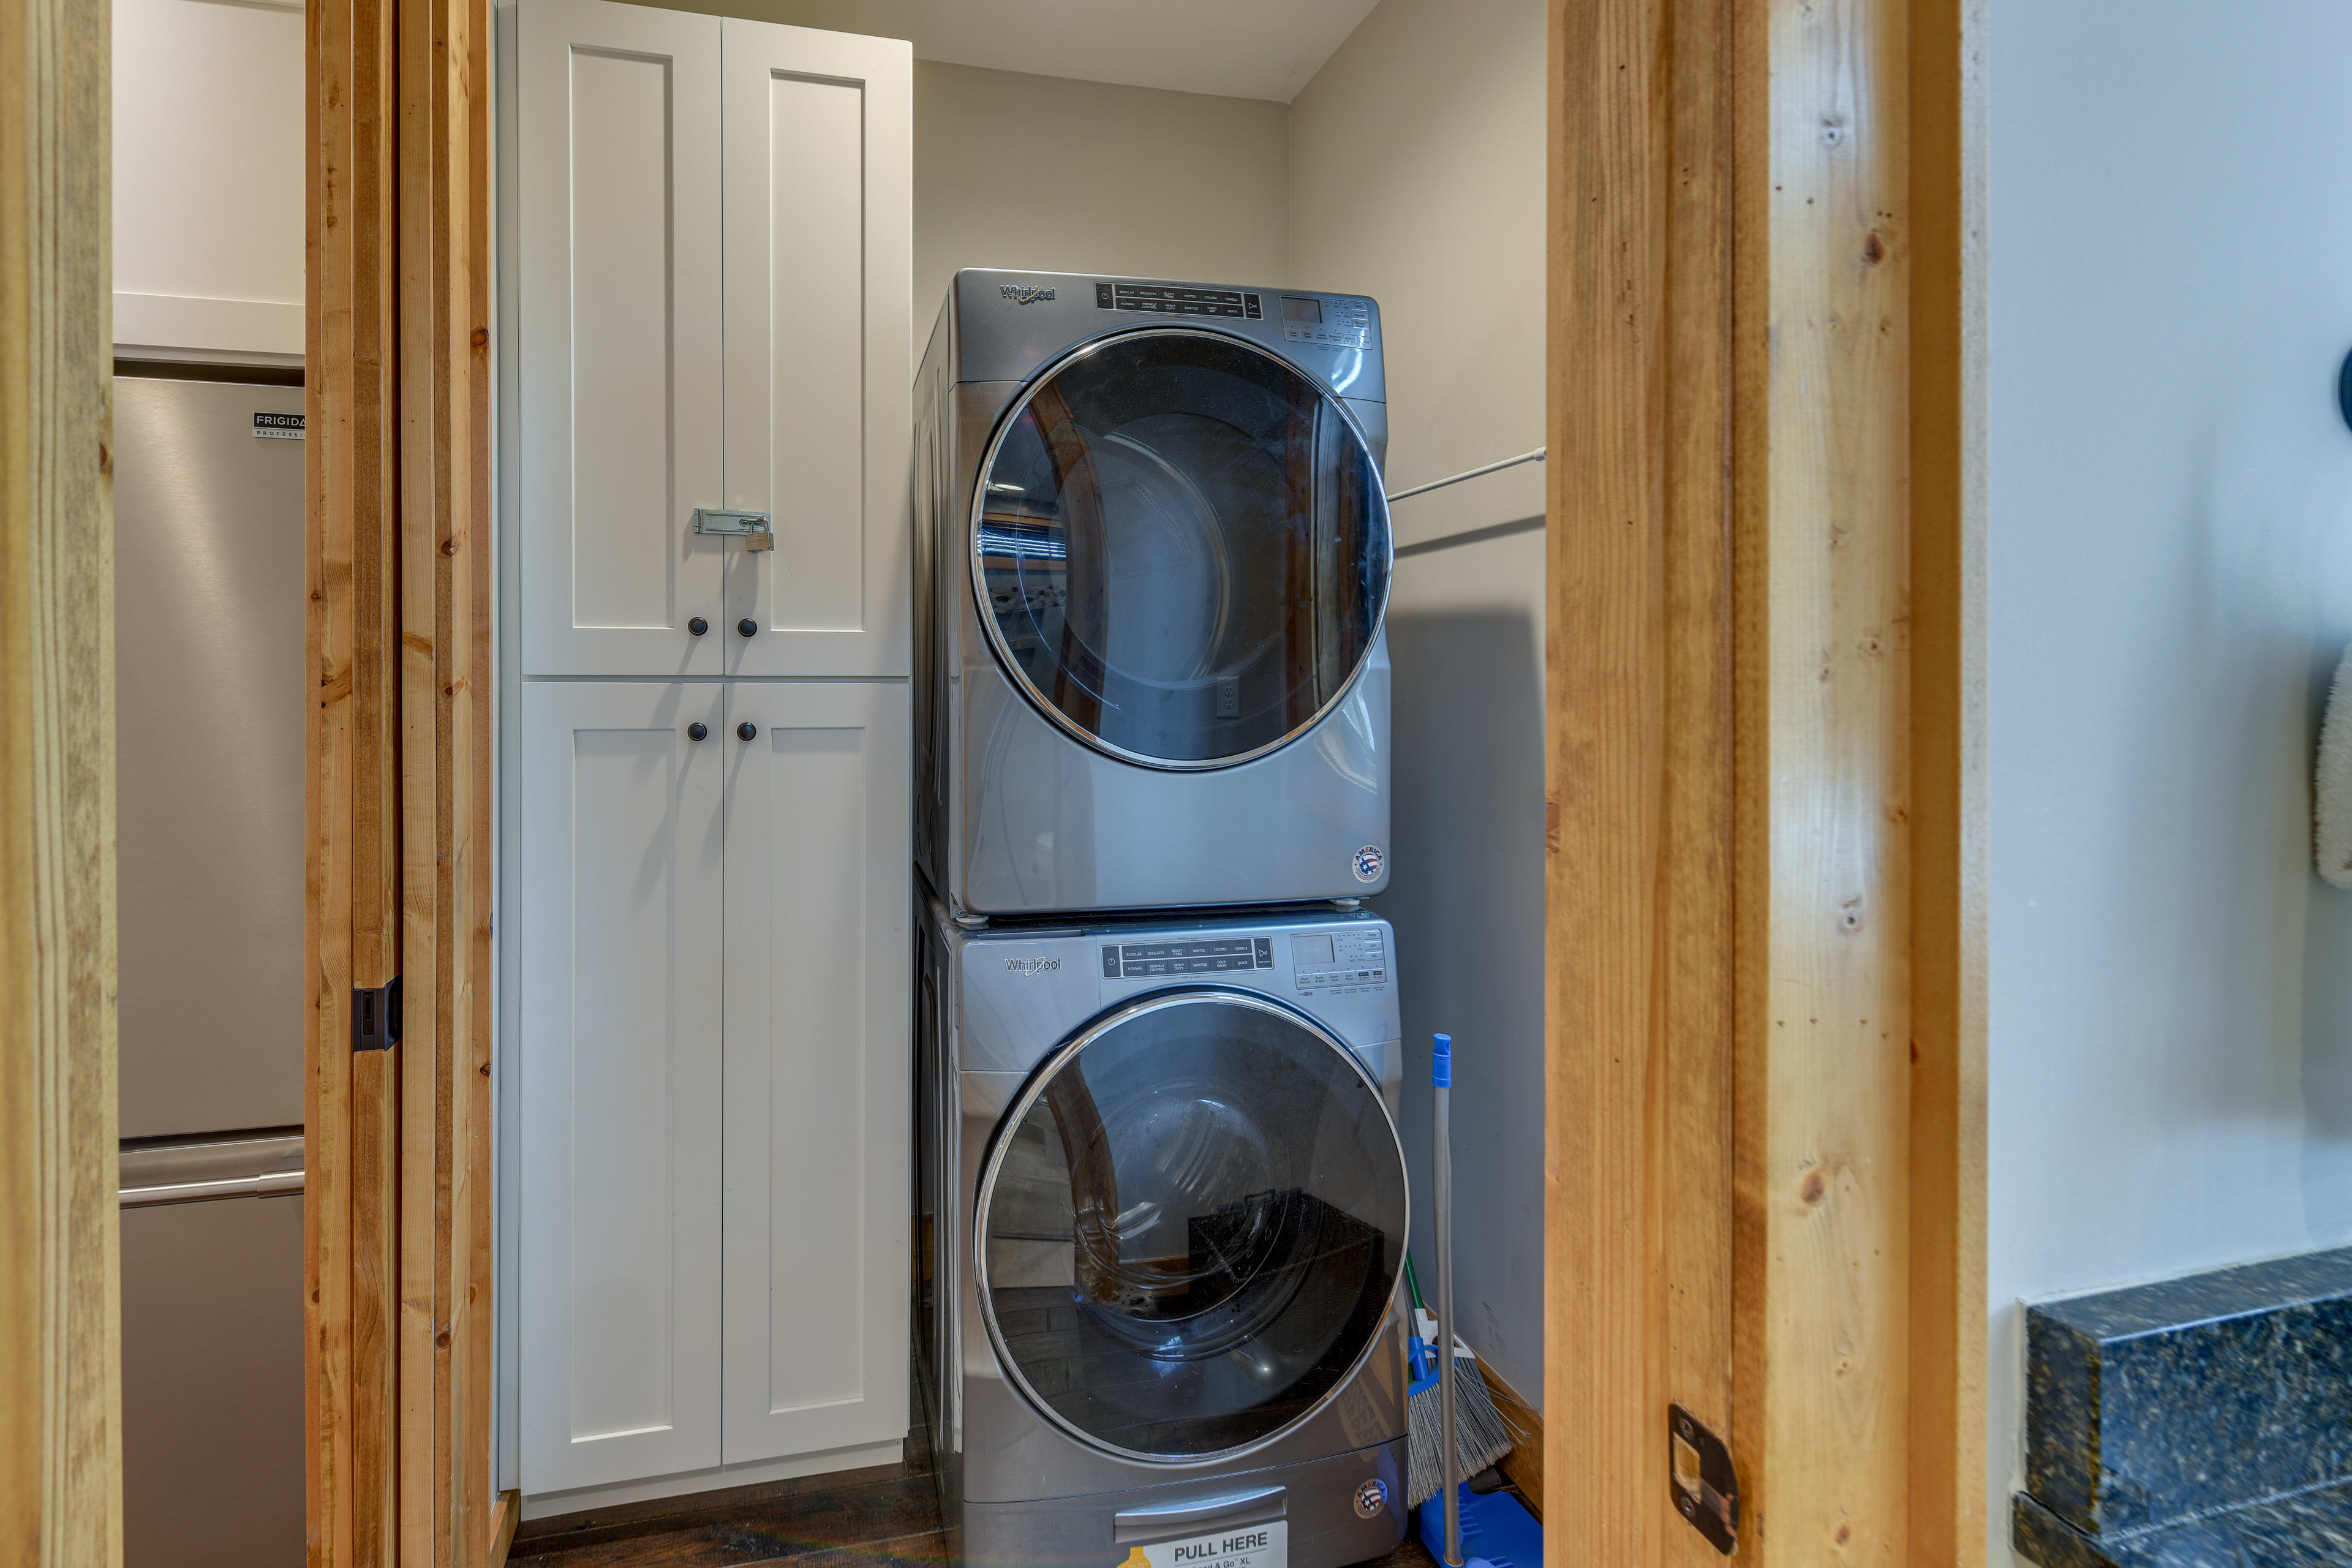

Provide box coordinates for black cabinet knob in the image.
[737,721,758,742]
[688,616,709,637]
[737,617,758,638]
[687,722,707,742]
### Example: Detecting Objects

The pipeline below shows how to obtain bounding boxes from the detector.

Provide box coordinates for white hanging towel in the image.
[2322,643,2352,889]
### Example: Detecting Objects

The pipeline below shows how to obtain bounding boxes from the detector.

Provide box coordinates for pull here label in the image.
[1121,1520,1286,1568]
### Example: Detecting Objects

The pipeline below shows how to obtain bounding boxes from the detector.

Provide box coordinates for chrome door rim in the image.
[966,325,1395,774]
[971,986,1409,1466]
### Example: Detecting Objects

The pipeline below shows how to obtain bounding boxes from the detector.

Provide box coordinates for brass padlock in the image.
[745,529,775,552]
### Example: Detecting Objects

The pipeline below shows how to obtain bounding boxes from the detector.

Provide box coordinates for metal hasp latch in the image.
[1671,1403,1740,1555]
[353,975,402,1053]
[692,507,774,552]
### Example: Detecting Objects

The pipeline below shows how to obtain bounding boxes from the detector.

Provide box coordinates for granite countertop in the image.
[2017,1482,2352,1568]
[2013,1247,2352,1568]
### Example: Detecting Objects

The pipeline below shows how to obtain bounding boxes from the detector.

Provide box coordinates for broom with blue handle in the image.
[1404,1031,1514,1539]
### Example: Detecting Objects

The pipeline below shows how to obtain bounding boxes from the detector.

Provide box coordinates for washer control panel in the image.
[1289,929,1387,993]
[1281,294,1371,350]
[955,909,1399,1074]
[1101,937,1273,979]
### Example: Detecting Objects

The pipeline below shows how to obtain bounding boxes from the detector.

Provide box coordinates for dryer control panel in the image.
[1096,280,1264,320]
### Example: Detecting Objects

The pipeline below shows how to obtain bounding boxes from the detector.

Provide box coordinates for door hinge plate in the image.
[1671,1403,1740,1555]
[353,975,402,1052]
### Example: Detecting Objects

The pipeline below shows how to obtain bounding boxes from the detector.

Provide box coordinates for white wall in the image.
[633,0,1372,102]
[911,61,1287,320]
[1289,0,1548,1408]
[1986,2,2352,1559]
[113,0,305,356]
[612,0,1298,332]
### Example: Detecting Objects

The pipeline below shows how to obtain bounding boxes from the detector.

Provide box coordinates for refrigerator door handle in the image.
[119,1132,306,1208]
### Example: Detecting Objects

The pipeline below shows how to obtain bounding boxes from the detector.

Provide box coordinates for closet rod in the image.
[1384,447,1547,503]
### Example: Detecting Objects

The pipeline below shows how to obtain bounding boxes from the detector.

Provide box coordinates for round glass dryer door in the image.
[977,991,1406,1461]
[972,329,1392,768]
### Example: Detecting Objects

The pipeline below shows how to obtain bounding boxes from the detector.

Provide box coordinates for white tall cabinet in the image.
[506,0,912,1507]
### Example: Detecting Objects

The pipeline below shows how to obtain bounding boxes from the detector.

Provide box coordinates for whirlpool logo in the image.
[999,284,1057,305]
[1005,956,1061,976]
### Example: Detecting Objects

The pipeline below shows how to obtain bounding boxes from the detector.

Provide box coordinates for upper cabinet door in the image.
[720,21,913,679]
[720,682,911,1463]
[519,0,725,676]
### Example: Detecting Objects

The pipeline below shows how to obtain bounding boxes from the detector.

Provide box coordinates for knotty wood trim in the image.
[1732,0,1920,1556]
[395,0,442,1544]
[393,0,494,1556]
[1906,0,1989,1562]
[307,0,401,1560]
[311,0,496,1559]
[1548,0,1984,1562]
[489,1491,519,1568]
[464,0,498,1545]
[1546,1,1738,1565]
[1,0,121,1553]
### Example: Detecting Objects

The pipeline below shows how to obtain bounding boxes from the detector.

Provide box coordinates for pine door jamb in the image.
[1,0,122,1553]
[309,0,499,1559]
[1545,0,1986,1562]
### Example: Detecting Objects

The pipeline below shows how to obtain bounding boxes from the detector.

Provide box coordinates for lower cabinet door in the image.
[521,682,726,1493]
[721,681,911,1463]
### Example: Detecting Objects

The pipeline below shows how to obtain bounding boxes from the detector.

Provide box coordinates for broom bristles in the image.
[1404,1352,1515,1511]
[2320,643,2352,889]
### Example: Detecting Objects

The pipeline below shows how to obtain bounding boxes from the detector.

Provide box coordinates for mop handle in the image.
[1434,1032,1462,1568]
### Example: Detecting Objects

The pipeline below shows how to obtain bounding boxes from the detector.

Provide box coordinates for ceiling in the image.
[743,0,1382,102]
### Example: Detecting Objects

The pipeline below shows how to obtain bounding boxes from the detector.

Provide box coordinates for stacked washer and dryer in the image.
[912,270,1411,1568]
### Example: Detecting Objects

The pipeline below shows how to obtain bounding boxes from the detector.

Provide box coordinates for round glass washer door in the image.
[976,990,1407,1462]
[971,328,1392,769]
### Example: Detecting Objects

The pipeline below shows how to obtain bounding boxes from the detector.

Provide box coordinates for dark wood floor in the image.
[508,1428,1440,1568]
[508,1465,951,1568]
[510,1347,1445,1568]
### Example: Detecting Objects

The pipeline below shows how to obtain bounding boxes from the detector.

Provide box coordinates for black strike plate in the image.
[353,975,402,1052]
[1670,1403,1740,1555]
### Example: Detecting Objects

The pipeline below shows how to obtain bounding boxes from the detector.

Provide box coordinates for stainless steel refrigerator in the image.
[114,372,307,1567]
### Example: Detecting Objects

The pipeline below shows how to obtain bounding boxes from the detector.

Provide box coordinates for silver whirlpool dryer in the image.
[914,886,1411,1568]
[913,270,1393,922]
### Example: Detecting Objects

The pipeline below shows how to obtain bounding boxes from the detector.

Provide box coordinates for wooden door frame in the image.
[2,0,121,1556]
[1545,0,1987,1564]
[307,0,500,1558]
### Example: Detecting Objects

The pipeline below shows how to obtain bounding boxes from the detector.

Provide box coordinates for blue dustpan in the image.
[1415,1482,1543,1568]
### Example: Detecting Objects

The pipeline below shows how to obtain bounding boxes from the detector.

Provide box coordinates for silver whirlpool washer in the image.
[914,270,1393,922]
[914,884,1411,1568]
